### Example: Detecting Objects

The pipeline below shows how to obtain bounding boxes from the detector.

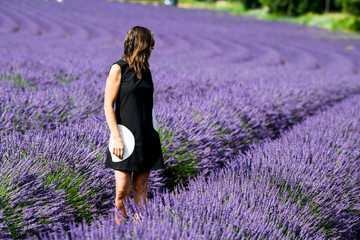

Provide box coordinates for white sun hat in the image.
[152,107,158,132]
[108,124,135,162]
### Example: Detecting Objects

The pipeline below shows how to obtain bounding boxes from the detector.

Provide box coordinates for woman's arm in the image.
[104,64,122,140]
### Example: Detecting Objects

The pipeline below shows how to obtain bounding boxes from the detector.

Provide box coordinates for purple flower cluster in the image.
[36,93,360,239]
[1,0,360,238]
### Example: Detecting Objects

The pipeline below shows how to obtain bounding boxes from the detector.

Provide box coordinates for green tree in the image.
[240,0,261,9]
[260,0,341,16]
[336,0,360,15]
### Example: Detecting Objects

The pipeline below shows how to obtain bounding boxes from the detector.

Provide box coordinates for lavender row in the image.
[33,92,360,240]
[2,68,360,193]
[2,71,360,238]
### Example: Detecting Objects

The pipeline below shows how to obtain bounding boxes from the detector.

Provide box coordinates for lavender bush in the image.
[35,93,360,239]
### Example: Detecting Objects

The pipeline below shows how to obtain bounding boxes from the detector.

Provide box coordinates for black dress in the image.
[105,59,165,172]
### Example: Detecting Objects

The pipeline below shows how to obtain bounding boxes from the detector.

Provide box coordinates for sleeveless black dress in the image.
[105,59,165,172]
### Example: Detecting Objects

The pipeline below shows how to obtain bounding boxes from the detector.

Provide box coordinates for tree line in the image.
[232,0,360,16]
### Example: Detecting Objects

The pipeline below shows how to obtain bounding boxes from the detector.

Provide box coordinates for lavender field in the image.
[0,0,359,239]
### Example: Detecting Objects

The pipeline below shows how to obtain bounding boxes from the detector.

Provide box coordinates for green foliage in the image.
[56,75,74,83]
[240,0,261,10]
[0,72,38,89]
[159,126,199,192]
[245,6,360,34]
[336,0,360,15]
[295,12,360,31]
[349,15,360,29]
[259,0,341,16]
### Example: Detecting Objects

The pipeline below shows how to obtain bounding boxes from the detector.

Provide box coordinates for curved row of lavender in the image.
[1,0,360,238]
[34,85,360,239]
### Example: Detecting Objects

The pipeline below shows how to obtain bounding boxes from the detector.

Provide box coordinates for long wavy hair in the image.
[121,26,155,75]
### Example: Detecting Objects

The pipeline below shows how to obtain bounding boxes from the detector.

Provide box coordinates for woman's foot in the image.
[133,211,143,221]
[115,206,129,225]
[115,207,121,225]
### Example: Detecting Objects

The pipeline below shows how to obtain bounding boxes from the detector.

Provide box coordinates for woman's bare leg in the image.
[114,169,132,224]
[132,170,150,218]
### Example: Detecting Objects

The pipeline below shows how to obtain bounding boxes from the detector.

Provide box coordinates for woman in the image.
[103,26,165,224]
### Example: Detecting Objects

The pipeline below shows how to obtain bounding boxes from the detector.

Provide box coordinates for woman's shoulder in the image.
[114,59,128,67]
[110,59,130,74]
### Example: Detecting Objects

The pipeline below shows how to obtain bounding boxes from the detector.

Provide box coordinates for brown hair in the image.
[121,26,155,75]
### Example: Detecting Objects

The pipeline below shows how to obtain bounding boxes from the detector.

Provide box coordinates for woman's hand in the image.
[112,135,125,159]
